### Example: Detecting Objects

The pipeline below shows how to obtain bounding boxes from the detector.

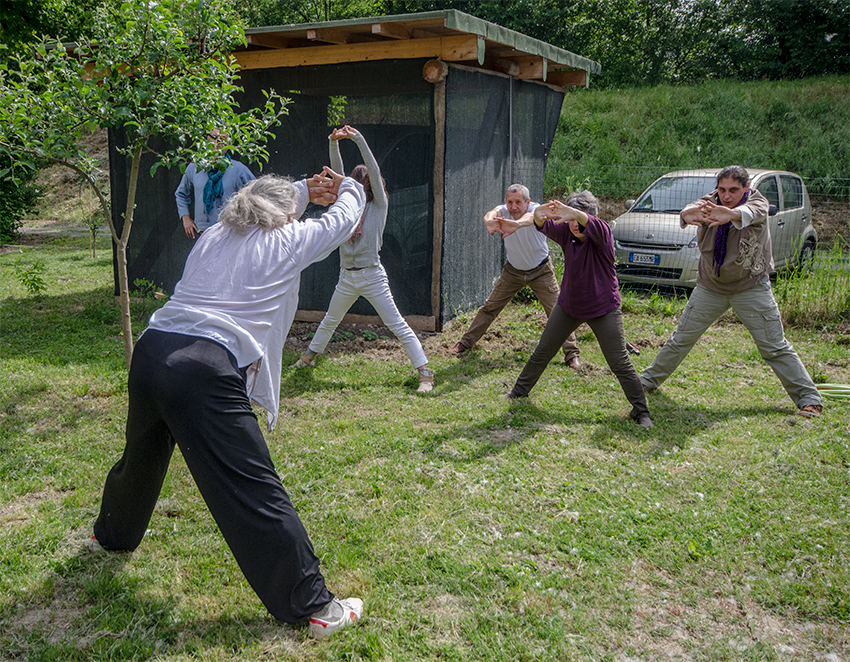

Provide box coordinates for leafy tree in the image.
[719,0,850,80]
[235,0,383,24]
[0,0,287,368]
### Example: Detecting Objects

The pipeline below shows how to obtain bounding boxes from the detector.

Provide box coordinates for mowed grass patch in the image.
[1,234,848,661]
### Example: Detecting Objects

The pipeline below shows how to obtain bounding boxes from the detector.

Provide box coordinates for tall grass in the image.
[774,239,850,327]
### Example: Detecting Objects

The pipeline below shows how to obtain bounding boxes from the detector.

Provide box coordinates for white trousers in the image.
[309,265,428,369]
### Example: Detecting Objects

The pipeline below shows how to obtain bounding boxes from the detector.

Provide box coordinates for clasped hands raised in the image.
[306,126,363,206]
[307,166,343,206]
[329,125,359,141]
[682,200,739,228]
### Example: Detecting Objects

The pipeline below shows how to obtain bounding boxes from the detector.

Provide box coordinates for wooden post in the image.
[430,73,447,329]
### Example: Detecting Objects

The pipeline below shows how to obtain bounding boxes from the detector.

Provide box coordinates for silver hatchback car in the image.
[612,169,817,290]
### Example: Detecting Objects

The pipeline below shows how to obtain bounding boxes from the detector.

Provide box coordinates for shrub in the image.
[0,161,41,243]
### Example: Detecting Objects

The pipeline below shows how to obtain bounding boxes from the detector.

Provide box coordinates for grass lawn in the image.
[1,233,848,661]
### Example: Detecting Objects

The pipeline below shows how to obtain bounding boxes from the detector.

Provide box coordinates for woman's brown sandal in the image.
[797,404,823,418]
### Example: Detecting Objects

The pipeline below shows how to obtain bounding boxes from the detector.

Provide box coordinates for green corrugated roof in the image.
[244,9,601,76]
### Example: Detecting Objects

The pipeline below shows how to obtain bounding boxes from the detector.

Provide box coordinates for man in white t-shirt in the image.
[450,184,580,368]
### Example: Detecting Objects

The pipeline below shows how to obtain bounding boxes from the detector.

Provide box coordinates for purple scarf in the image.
[713,190,748,274]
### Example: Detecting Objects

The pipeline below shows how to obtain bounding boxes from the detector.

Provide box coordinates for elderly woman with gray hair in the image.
[91,173,365,639]
[500,191,653,428]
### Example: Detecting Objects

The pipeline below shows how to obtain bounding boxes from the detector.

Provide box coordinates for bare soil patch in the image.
[0,488,69,527]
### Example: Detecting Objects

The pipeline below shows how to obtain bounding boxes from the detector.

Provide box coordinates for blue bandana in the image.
[203,154,231,213]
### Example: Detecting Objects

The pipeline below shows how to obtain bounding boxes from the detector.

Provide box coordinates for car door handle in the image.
[777,220,785,227]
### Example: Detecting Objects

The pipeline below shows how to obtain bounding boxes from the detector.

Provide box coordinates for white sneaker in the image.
[86,535,105,553]
[308,597,363,640]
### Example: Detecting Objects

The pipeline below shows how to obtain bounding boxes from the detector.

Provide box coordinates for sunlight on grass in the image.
[1,234,848,661]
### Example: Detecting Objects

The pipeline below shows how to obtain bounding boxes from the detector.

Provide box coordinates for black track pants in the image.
[94,330,332,622]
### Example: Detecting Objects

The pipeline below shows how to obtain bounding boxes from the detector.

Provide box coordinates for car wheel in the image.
[797,239,816,272]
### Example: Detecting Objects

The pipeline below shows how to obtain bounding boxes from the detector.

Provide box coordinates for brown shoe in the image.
[449,341,466,356]
[566,356,581,370]
[797,404,823,418]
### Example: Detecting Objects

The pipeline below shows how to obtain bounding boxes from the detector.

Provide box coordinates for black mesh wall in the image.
[440,66,564,322]
[510,78,564,197]
[442,67,510,321]
[108,131,192,298]
[110,59,435,317]
[109,58,564,326]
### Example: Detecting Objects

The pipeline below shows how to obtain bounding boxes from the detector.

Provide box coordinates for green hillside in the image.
[546,75,850,199]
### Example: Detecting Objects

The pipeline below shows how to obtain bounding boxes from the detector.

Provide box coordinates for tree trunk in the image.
[116,146,143,370]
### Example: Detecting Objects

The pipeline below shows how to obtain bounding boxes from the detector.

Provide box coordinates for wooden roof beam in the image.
[234,34,479,70]
[372,22,412,40]
[492,58,520,77]
[245,34,299,49]
[546,69,587,87]
[515,57,546,80]
[306,28,353,45]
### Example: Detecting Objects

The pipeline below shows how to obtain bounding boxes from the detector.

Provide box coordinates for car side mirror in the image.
[768,205,778,216]
[625,199,635,210]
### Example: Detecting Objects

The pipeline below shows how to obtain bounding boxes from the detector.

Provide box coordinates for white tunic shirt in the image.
[146,178,366,430]
[500,202,548,270]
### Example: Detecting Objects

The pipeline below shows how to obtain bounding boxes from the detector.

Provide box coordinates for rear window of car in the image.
[780,175,804,209]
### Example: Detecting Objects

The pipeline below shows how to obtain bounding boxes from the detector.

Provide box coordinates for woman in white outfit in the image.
[296,126,434,392]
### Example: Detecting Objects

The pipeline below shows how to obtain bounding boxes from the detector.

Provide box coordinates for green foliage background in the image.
[4,0,847,88]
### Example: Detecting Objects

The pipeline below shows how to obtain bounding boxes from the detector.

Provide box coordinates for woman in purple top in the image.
[502,191,652,428]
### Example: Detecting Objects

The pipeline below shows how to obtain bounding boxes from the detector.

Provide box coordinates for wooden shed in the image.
[110,10,600,331]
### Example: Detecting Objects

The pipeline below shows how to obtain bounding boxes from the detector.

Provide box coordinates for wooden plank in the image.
[307,28,352,45]
[371,22,412,40]
[234,34,478,70]
[545,69,587,87]
[294,310,436,332]
[430,77,446,329]
[246,34,299,49]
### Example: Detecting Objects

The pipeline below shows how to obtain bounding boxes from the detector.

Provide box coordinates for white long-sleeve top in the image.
[146,178,366,430]
[330,132,388,269]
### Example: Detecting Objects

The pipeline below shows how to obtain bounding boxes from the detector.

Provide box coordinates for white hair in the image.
[218,175,298,232]
[565,190,600,217]
[505,184,530,201]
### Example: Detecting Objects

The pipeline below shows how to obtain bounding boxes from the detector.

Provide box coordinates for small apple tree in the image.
[0,0,287,368]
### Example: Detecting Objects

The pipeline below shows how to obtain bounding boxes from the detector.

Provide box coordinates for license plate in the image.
[629,252,659,265]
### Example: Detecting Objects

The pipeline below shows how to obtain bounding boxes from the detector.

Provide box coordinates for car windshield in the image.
[632,176,717,213]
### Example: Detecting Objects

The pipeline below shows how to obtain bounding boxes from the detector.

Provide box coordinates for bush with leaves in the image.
[3,253,47,296]
[0,157,41,243]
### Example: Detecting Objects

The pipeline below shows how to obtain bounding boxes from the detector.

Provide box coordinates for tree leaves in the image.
[0,0,289,368]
